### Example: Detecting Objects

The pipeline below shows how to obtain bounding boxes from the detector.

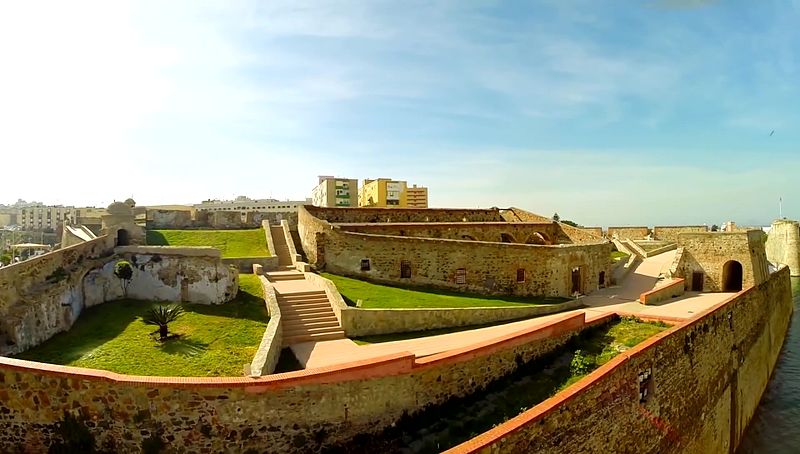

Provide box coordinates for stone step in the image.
[279,305,335,315]
[283,320,341,331]
[281,313,338,323]
[268,274,304,282]
[277,293,328,302]
[278,300,330,308]
[276,289,325,297]
[283,330,346,346]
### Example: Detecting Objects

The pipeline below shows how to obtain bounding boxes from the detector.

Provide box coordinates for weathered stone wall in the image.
[639,279,685,305]
[338,222,562,245]
[221,256,279,273]
[676,231,769,292]
[0,236,116,354]
[305,205,505,224]
[248,276,282,376]
[499,207,602,244]
[147,209,195,229]
[0,313,588,452]
[83,246,238,306]
[452,266,793,454]
[766,219,800,276]
[653,225,708,242]
[298,206,330,265]
[322,231,611,298]
[607,226,650,240]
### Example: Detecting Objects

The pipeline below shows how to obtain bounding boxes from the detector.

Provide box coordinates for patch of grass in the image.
[320,273,570,309]
[16,274,269,377]
[146,229,270,258]
[611,251,629,262]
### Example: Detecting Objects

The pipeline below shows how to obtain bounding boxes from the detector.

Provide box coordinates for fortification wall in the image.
[147,209,195,229]
[653,225,708,242]
[337,222,561,245]
[83,246,238,306]
[766,220,800,276]
[676,231,769,292]
[323,231,611,298]
[451,266,793,454]
[608,226,650,240]
[305,206,504,223]
[0,236,116,354]
[0,313,589,451]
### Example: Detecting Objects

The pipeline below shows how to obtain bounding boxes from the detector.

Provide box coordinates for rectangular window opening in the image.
[456,268,466,285]
[360,259,370,271]
[400,260,411,279]
[516,268,525,283]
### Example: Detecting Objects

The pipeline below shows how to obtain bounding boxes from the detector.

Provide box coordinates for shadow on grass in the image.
[145,230,168,246]
[157,337,209,357]
[14,300,144,365]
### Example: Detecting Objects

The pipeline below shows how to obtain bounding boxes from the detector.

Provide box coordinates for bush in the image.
[570,349,596,376]
[113,260,134,296]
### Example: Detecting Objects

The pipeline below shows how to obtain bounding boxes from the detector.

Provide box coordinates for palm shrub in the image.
[144,304,185,340]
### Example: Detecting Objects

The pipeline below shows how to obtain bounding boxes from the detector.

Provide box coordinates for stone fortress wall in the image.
[299,206,612,298]
[147,209,298,230]
[0,239,238,356]
[675,231,769,292]
[652,225,709,242]
[765,219,800,276]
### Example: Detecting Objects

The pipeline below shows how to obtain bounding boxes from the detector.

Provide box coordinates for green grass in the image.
[146,229,270,258]
[611,251,630,262]
[321,273,570,309]
[16,274,269,377]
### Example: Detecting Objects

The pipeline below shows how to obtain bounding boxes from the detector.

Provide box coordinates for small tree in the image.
[144,304,185,341]
[552,212,560,222]
[711,224,719,232]
[113,260,133,297]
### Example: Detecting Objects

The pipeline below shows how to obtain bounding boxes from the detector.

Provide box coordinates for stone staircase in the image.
[265,270,346,346]
[270,225,294,270]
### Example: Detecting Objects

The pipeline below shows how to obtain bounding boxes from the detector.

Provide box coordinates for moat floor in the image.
[293,251,733,369]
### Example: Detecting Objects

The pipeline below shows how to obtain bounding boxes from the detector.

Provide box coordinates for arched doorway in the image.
[722,260,743,292]
[571,266,583,294]
[526,232,549,245]
[598,271,606,288]
[117,229,130,246]
[500,233,516,243]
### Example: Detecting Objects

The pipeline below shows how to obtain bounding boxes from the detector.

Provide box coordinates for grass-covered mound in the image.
[16,275,268,377]
[321,273,570,309]
[146,229,270,258]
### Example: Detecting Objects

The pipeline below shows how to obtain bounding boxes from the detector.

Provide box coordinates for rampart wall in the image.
[337,222,562,245]
[608,226,650,240]
[0,313,590,451]
[0,236,116,354]
[321,231,611,298]
[765,219,800,276]
[305,205,505,223]
[449,266,793,454]
[146,209,298,230]
[653,225,708,242]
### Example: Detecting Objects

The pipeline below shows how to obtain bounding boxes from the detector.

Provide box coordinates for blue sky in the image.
[1,0,798,226]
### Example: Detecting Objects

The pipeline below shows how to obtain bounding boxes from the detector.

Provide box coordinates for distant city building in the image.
[0,208,17,227]
[18,205,78,232]
[311,176,359,208]
[195,196,311,214]
[359,178,408,208]
[406,184,429,208]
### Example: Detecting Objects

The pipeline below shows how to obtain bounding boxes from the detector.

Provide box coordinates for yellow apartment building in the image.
[358,179,408,207]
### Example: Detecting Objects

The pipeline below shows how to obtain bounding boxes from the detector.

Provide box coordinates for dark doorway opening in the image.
[598,271,606,288]
[400,261,411,279]
[500,233,516,243]
[691,271,704,292]
[116,229,130,246]
[571,267,582,294]
[722,260,743,292]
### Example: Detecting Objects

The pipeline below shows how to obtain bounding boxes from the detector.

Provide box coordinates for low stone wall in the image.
[653,225,708,242]
[304,272,582,336]
[282,220,300,264]
[447,267,793,453]
[0,312,591,451]
[338,222,562,246]
[607,226,649,240]
[222,256,278,273]
[639,278,685,305]
[85,246,239,306]
[248,276,282,376]
[263,221,277,256]
[305,205,505,224]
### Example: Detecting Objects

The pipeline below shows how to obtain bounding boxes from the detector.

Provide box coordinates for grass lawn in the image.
[16,274,269,377]
[146,229,270,258]
[611,251,630,262]
[321,273,570,309]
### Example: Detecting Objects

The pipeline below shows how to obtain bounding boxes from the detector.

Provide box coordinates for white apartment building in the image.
[195,196,311,213]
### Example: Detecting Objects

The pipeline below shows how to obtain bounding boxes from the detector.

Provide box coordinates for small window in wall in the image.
[401,261,412,279]
[456,268,467,284]
[516,268,526,283]
[360,259,371,271]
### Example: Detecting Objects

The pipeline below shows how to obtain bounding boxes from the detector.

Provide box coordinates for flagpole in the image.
[779,197,783,219]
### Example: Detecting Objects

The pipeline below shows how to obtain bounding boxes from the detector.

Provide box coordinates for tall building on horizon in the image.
[358,178,408,208]
[406,184,429,208]
[311,176,359,208]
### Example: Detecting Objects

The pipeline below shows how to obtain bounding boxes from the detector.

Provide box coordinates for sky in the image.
[1,0,799,227]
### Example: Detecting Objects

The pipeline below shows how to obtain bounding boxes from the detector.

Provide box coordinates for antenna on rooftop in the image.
[779,197,783,219]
